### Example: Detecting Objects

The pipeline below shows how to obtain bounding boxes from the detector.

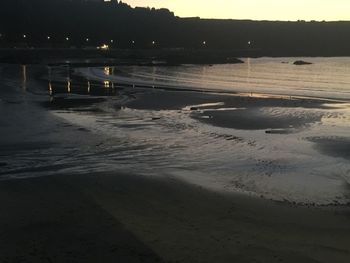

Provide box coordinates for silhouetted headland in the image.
[1,0,350,65]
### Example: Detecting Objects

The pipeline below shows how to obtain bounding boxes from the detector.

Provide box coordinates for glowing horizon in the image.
[123,0,350,21]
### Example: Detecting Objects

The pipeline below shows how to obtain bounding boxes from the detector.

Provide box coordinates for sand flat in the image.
[1,173,350,262]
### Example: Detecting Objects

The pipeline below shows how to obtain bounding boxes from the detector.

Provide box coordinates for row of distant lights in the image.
[200,40,252,45]
[22,34,116,43]
[14,34,153,45]
[2,35,253,46]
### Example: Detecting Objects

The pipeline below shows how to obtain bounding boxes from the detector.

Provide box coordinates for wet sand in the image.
[1,173,350,263]
[0,175,163,263]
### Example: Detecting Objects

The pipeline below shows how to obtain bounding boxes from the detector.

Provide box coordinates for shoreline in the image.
[2,48,350,67]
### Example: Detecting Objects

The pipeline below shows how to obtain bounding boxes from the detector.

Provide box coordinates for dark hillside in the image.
[1,0,350,56]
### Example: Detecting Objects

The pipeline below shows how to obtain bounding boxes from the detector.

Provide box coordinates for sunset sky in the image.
[123,0,350,21]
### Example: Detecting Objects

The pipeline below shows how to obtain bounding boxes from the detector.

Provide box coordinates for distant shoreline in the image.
[1,48,350,66]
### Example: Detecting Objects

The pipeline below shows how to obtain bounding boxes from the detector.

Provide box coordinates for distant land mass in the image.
[1,0,350,57]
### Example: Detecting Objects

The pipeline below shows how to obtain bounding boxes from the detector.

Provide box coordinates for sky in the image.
[123,0,350,21]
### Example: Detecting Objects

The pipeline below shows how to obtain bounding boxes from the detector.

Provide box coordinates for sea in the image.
[1,57,350,205]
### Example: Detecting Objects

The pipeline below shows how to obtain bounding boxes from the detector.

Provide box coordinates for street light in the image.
[66,37,69,41]
[86,38,89,42]
[23,34,27,39]
[100,44,109,50]
[203,40,206,45]
[47,36,51,40]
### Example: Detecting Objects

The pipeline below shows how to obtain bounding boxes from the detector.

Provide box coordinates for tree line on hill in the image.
[1,0,350,56]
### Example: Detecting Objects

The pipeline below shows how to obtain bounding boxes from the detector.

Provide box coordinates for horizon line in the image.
[178,16,350,22]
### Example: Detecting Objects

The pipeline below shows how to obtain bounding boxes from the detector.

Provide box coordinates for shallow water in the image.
[75,59,350,205]
[78,57,350,100]
[1,60,350,206]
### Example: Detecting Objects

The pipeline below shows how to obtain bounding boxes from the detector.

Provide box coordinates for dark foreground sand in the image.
[1,173,350,263]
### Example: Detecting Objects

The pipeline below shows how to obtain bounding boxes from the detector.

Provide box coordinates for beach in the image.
[1,172,350,263]
[1,60,350,262]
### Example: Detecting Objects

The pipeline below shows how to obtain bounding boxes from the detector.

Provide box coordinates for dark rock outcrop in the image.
[293,60,313,65]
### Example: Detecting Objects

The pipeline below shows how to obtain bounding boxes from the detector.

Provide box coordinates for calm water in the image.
[1,59,350,206]
[77,58,350,205]
[79,57,350,100]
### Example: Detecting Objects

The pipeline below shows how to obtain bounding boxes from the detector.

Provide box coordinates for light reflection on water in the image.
[104,67,113,76]
[21,65,27,90]
[48,80,119,97]
[47,65,118,97]
[67,80,71,93]
[83,57,350,101]
[47,66,119,99]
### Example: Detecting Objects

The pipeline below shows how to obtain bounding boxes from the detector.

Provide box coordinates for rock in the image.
[293,60,313,65]
[226,57,245,64]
